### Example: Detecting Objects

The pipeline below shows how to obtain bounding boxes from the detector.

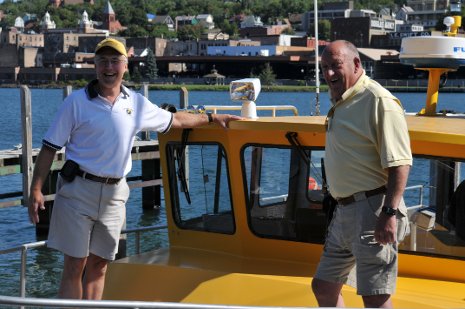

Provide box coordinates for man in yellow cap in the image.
[28,37,242,300]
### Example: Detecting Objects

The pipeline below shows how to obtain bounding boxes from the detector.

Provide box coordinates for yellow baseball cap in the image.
[95,38,127,57]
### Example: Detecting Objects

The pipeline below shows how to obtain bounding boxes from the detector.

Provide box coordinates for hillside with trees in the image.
[0,0,409,38]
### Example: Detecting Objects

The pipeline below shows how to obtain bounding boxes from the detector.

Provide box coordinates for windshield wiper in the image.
[176,129,191,204]
[285,131,309,166]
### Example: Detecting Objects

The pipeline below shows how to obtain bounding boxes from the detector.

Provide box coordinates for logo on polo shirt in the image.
[124,108,133,115]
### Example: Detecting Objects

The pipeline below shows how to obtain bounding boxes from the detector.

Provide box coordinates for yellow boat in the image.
[103,9,465,309]
[103,77,465,309]
[102,112,465,308]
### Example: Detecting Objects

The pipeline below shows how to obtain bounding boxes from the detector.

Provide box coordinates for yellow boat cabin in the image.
[104,112,465,308]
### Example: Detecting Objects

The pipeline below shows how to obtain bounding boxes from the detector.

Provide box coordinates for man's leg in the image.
[82,253,109,300]
[312,278,345,307]
[58,254,87,299]
[362,294,392,308]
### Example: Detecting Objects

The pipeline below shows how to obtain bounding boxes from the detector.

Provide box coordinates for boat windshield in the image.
[242,144,327,243]
[166,142,235,234]
[240,144,465,260]
[164,137,465,260]
[400,155,465,259]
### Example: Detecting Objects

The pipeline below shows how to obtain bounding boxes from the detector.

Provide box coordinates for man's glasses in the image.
[95,58,126,67]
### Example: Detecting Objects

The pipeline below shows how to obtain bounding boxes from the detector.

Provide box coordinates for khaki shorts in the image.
[314,193,409,296]
[47,175,130,260]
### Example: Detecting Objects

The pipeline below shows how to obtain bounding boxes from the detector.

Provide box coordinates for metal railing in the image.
[0,228,310,309]
[0,224,167,301]
[205,105,299,117]
[0,295,312,309]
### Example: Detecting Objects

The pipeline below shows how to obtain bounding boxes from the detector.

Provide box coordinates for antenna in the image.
[314,0,320,116]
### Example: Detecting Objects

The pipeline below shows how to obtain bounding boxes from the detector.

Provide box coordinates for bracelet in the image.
[206,112,213,123]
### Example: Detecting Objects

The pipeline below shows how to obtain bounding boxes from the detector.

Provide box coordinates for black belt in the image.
[77,170,121,185]
[337,186,387,206]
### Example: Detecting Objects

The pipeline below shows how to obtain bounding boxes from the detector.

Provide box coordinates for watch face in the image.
[382,206,396,216]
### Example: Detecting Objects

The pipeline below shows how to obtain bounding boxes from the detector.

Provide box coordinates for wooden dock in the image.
[0,84,184,239]
[0,140,161,209]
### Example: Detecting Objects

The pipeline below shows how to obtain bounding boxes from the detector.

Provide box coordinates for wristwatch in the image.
[381,206,397,216]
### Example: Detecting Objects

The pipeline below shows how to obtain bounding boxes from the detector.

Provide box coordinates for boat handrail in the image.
[0,294,312,309]
[205,105,299,116]
[0,224,168,300]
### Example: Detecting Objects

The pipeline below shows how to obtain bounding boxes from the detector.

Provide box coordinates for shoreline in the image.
[2,82,465,93]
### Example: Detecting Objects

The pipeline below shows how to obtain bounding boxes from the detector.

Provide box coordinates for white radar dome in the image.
[400,36,465,69]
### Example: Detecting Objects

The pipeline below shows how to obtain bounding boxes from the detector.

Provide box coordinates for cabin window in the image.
[166,141,235,234]
[242,144,327,243]
[400,156,465,260]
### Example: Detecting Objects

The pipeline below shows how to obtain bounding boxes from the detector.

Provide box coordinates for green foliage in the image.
[144,48,158,81]
[146,83,322,92]
[148,24,177,39]
[317,20,331,41]
[131,66,142,83]
[1,0,459,37]
[177,24,203,40]
[218,19,239,38]
[258,62,276,86]
[119,24,148,37]
[123,70,131,81]
[67,78,90,88]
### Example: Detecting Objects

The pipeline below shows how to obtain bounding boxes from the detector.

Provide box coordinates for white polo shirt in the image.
[43,80,173,178]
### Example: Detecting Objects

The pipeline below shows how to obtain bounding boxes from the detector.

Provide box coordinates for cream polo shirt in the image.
[43,80,173,178]
[324,72,412,199]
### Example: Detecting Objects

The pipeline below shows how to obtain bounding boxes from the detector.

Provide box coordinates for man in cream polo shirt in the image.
[311,40,412,308]
[27,38,241,300]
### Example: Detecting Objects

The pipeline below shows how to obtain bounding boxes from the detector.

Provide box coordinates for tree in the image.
[144,48,158,81]
[123,70,131,81]
[149,24,177,39]
[131,66,142,83]
[120,24,148,37]
[219,19,239,38]
[258,63,276,86]
[177,24,203,40]
[318,19,331,41]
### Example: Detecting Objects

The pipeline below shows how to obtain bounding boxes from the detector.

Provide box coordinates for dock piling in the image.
[20,86,33,208]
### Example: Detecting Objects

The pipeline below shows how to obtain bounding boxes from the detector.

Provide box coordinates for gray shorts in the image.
[47,175,130,260]
[314,193,409,296]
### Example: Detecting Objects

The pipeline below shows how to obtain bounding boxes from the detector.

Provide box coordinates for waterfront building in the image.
[175,16,198,31]
[403,0,451,29]
[302,0,354,33]
[331,15,396,47]
[240,16,264,28]
[196,14,215,30]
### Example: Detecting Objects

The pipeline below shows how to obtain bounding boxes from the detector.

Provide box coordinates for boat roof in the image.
[407,115,465,145]
[226,114,465,147]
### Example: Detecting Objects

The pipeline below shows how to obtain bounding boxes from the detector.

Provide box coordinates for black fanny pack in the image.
[60,160,80,182]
